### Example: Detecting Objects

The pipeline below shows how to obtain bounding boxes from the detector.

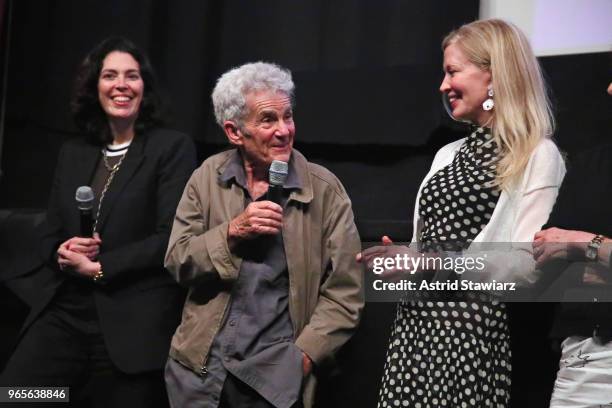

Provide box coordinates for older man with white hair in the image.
[163,62,363,408]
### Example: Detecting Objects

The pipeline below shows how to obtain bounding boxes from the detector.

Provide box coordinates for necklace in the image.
[93,148,129,232]
[103,150,125,171]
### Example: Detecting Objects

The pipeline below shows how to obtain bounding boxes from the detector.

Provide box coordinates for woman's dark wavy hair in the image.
[71,37,164,144]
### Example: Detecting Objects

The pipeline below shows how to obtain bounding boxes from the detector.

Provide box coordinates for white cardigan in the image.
[411,137,566,285]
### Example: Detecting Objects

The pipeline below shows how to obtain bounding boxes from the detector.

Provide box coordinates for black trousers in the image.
[0,304,168,408]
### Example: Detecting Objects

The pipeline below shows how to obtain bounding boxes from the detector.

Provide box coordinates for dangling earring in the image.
[482,86,494,111]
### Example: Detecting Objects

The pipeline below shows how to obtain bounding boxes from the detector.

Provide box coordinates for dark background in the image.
[0,1,610,407]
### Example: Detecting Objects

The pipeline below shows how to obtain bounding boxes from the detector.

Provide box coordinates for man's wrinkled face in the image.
[235,90,295,167]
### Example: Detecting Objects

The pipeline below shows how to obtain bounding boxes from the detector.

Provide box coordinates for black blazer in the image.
[29,128,196,374]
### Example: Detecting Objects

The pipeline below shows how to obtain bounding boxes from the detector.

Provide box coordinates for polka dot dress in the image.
[378,128,512,408]
[419,127,500,252]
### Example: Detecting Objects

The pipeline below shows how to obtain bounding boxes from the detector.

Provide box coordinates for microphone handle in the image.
[79,209,94,237]
[267,185,283,206]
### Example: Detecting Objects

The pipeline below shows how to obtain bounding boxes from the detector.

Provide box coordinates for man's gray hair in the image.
[211,62,294,127]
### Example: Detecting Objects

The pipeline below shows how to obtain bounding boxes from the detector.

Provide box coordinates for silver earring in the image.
[482,87,494,111]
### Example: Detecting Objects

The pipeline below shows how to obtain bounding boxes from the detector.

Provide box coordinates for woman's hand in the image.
[57,246,101,278]
[357,236,423,281]
[58,233,102,260]
[533,227,595,267]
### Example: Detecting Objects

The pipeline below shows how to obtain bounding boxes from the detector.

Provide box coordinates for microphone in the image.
[75,186,95,237]
[267,160,288,205]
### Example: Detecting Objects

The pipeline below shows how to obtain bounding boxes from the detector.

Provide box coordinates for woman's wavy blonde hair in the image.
[443,19,555,190]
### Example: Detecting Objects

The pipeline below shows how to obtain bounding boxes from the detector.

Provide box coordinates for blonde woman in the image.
[361,19,566,406]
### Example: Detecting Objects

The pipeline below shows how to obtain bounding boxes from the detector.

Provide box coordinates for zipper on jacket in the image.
[199,293,233,377]
[199,365,208,377]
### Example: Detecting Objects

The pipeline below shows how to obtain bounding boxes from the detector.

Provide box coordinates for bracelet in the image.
[92,266,104,283]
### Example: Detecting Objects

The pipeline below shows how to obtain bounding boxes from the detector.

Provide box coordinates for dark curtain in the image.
[0,0,9,179]
[1,0,479,233]
[5,0,477,146]
[2,0,610,232]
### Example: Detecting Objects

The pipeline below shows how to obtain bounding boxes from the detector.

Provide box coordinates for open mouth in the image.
[111,95,132,106]
[447,94,460,109]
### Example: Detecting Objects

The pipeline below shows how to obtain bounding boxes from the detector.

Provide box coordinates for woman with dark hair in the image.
[0,37,196,407]
[71,37,164,143]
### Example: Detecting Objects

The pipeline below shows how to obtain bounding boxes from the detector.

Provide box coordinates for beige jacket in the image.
[164,149,363,406]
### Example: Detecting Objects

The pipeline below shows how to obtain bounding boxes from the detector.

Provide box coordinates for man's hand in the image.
[302,352,312,376]
[533,227,595,267]
[57,246,101,278]
[228,201,283,248]
[58,233,102,261]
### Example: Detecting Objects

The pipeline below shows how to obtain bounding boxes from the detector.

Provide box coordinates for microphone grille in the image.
[269,160,289,186]
[75,186,95,210]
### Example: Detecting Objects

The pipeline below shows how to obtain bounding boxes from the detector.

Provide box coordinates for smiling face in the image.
[440,42,492,126]
[226,90,295,169]
[97,51,144,125]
